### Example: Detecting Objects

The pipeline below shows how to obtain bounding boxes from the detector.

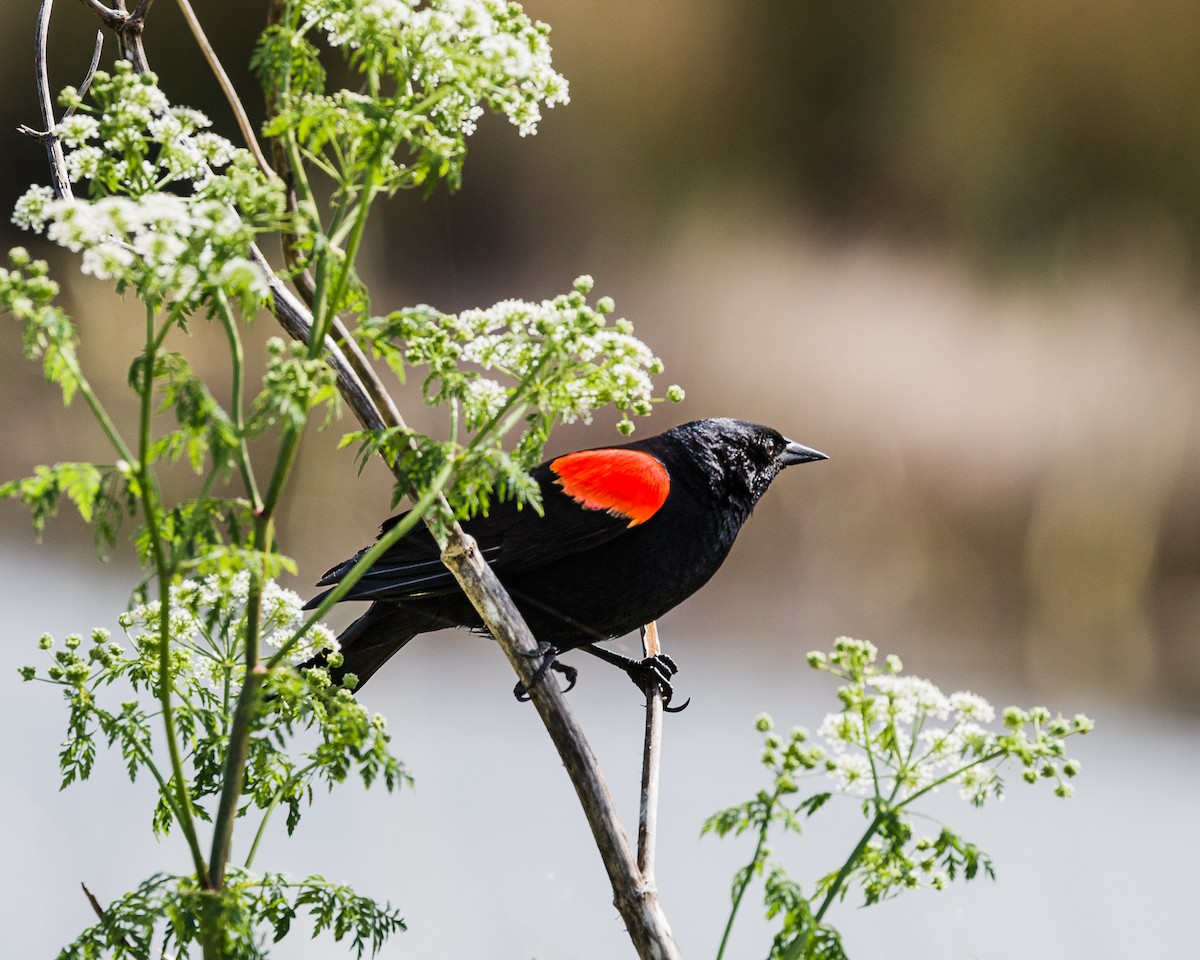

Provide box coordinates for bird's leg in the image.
[512,642,576,700]
[579,644,690,712]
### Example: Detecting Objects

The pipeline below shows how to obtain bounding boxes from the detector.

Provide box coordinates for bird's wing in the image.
[487,447,671,570]
[304,517,474,608]
[303,447,671,608]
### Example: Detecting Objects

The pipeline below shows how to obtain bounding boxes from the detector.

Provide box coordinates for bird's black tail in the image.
[297,602,419,690]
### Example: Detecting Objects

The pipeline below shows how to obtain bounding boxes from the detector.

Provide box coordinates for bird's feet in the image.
[513,642,579,701]
[624,653,690,712]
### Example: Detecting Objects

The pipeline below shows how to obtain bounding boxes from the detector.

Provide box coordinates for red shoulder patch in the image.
[550,448,670,527]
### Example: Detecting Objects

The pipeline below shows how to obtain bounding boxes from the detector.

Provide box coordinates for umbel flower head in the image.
[809,637,1092,807]
[12,64,283,311]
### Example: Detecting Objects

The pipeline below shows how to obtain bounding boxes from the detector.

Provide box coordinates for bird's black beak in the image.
[780,439,828,467]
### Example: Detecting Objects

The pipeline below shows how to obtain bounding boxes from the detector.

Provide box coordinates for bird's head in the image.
[665,418,827,504]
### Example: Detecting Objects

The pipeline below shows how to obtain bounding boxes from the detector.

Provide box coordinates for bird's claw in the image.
[552,659,579,693]
[513,644,577,701]
[626,654,690,712]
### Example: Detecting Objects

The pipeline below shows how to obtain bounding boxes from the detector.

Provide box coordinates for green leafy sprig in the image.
[706,638,1093,959]
[20,574,407,846]
[56,869,404,960]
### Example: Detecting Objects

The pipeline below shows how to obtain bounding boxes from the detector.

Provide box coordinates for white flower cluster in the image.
[117,575,336,678]
[388,277,680,432]
[10,66,278,309]
[817,663,999,801]
[309,0,569,136]
[260,580,338,665]
[810,637,1088,806]
[15,188,267,304]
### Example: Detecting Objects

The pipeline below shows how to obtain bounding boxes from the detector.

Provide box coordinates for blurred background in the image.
[2,1,1197,957]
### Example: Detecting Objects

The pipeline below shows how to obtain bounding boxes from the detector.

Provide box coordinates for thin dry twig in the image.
[260,263,683,956]
[638,620,665,882]
[260,237,676,958]
[127,0,156,28]
[81,883,150,960]
[174,0,274,179]
[250,248,387,433]
[77,0,150,73]
[63,31,106,120]
[81,882,106,922]
[265,271,680,954]
[73,0,115,21]
[440,539,682,960]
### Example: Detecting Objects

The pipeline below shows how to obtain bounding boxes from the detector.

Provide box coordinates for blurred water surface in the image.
[3,545,1195,959]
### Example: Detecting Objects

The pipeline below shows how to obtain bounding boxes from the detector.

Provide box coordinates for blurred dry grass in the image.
[1,0,1197,708]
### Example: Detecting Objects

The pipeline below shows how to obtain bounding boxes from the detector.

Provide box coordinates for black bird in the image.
[302,418,826,702]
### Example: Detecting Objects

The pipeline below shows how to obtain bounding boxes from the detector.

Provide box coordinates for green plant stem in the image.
[117,716,180,822]
[201,155,341,885]
[896,750,1005,812]
[812,809,884,925]
[808,747,1008,932]
[207,562,265,885]
[260,423,304,521]
[174,0,274,178]
[215,291,262,512]
[266,459,453,666]
[209,340,314,884]
[270,355,544,664]
[860,694,882,804]
[312,179,375,349]
[136,305,209,887]
[716,787,781,960]
[242,758,319,870]
[60,351,136,465]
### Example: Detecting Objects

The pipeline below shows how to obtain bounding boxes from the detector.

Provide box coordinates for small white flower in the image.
[829,753,872,794]
[217,257,271,302]
[56,114,100,148]
[872,675,952,723]
[949,691,996,724]
[463,377,508,422]
[80,242,136,280]
[65,146,104,182]
[956,764,998,805]
[12,185,55,231]
[147,114,185,143]
[228,571,252,602]
[192,132,238,168]
[818,709,865,751]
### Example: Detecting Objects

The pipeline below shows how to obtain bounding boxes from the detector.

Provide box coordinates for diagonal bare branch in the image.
[256,247,682,955]
[63,31,105,121]
[73,0,118,23]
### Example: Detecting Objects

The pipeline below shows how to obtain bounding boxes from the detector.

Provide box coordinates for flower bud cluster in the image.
[753,712,825,794]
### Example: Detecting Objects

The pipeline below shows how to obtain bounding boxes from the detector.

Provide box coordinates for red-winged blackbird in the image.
[303,418,826,702]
